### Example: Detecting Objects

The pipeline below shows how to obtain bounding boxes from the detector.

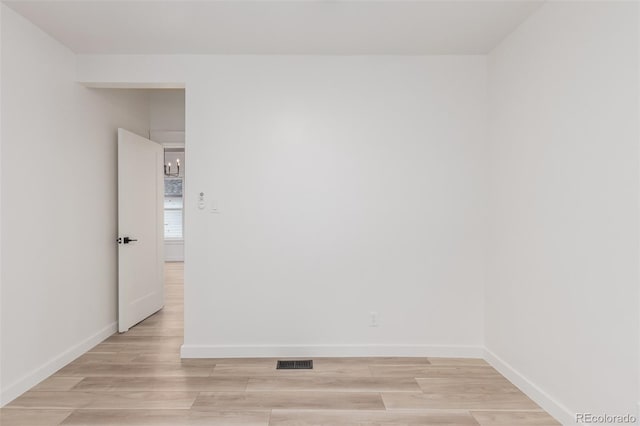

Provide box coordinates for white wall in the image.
[78,55,488,357]
[0,5,150,404]
[185,57,487,356]
[486,2,639,422]
[150,90,185,133]
[0,2,4,399]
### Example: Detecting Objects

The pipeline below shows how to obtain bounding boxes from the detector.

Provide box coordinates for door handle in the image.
[118,237,138,244]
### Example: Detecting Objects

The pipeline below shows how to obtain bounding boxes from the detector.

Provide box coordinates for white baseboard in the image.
[0,328,603,426]
[484,347,573,425]
[181,343,484,359]
[0,321,117,406]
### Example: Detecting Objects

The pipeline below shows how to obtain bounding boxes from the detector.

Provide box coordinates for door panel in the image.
[118,128,164,332]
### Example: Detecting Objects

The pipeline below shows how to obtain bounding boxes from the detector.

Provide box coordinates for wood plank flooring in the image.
[1,262,560,425]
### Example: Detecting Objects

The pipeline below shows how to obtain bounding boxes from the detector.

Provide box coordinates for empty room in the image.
[0,1,638,425]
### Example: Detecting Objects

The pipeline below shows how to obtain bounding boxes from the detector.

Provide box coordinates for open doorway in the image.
[156,144,185,338]
[163,147,185,261]
[119,88,185,336]
[153,89,185,342]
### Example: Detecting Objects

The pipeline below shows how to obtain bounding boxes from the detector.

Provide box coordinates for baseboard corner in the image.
[483,347,574,425]
[0,321,117,406]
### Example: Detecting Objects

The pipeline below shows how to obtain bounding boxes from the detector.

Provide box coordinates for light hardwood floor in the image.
[1,263,559,425]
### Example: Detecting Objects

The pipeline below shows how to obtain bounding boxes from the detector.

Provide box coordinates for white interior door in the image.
[118,128,164,333]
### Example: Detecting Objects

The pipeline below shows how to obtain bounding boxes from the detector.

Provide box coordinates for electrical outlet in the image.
[369,312,378,327]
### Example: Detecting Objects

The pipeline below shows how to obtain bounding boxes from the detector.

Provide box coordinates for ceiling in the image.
[4,0,543,55]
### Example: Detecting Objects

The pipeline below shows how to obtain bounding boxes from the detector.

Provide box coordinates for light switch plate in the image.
[210,199,219,213]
